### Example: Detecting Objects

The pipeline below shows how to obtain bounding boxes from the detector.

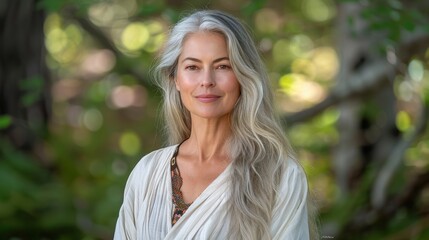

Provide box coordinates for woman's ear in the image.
[169,73,180,91]
[174,78,180,91]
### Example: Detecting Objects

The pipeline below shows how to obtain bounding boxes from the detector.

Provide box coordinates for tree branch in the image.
[63,8,152,89]
[371,100,429,208]
[339,170,429,237]
[68,10,121,56]
[281,32,429,126]
[282,61,393,126]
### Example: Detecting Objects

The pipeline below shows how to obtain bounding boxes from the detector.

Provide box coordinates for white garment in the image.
[114,145,310,240]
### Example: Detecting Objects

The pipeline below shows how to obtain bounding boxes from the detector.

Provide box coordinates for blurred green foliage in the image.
[1,0,429,239]
[20,76,45,107]
[0,116,12,129]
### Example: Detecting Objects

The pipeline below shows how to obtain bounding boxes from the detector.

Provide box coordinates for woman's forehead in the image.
[179,32,229,60]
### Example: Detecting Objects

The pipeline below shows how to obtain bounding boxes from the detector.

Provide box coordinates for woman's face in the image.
[175,31,240,121]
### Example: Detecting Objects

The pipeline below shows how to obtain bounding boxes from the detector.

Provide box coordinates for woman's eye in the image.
[217,65,231,70]
[185,65,198,71]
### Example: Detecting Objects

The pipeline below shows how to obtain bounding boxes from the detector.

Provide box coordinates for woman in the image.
[114,10,314,240]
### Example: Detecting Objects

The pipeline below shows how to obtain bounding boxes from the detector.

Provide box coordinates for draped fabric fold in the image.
[114,145,310,240]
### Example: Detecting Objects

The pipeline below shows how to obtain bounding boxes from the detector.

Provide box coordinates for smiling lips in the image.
[195,94,221,103]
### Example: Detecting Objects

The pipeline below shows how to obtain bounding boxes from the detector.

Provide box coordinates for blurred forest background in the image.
[1,0,428,239]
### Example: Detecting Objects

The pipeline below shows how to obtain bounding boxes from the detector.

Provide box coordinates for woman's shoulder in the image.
[119,145,179,205]
[285,156,306,176]
[124,144,178,187]
[124,145,178,179]
[278,157,308,194]
[140,144,178,161]
[271,157,311,238]
[133,144,178,170]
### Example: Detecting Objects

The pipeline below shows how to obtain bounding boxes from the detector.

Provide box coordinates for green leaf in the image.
[241,0,267,17]
[162,8,181,23]
[21,93,41,107]
[347,16,355,28]
[402,20,415,31]
[19,76,43,90]
[19,76,44,107]
[37,0,67,12]
[0,115,12,129]
[138,3,163,17]
[423,88,429,106]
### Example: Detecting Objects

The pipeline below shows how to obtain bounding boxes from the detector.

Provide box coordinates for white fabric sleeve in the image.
[113,163,140,240]
[271,162,310,240]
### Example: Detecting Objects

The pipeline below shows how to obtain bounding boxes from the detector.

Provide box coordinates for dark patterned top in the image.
[171,143,192,226]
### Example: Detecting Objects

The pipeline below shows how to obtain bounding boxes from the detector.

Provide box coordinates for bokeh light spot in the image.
[81,50,116,76]
[292,58,316,80]
[52,78,82,102]
[396,111,411,132]
[255,8,282,34]
[397,80,414,102]
[65,24,82,45]
[44,13,62,34]
[111,86,134,108]
[289,34,314,56]
[273,39,291,65]
[46,28,68,54]
[142,21,166,53]
[45,23,82,63]
[121,23,150,51]
[302,0,335,22]
[279,73,325,103]
[112,160,128,176]
[89,3,128,26]
[311,47,338,80]
[110,85,147,109]
[119,132,141,156]
[279,74,296,93]
[408,59,424,82]
[67,105,83,127]
[82,108,103,131]
[259,38,273,52]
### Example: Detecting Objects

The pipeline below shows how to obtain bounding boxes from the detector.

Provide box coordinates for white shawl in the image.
[114,145,310,240]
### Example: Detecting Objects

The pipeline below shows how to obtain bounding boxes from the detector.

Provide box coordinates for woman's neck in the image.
[183,115,232,163]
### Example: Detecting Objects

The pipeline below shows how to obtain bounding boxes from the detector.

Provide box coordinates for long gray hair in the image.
[155,10,309,239]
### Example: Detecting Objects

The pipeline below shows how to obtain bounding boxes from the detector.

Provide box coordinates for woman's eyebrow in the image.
[181,57,229,63]
[213,57,229,63]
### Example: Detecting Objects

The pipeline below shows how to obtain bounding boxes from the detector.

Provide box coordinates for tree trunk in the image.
[334,2,368,198]
[0,0,50,151]
[327,1,407,237]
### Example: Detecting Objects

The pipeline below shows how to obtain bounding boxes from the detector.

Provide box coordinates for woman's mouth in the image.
[195,94,221,103]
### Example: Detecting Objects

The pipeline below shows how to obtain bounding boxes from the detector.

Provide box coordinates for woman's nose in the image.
[201,69,216,87]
